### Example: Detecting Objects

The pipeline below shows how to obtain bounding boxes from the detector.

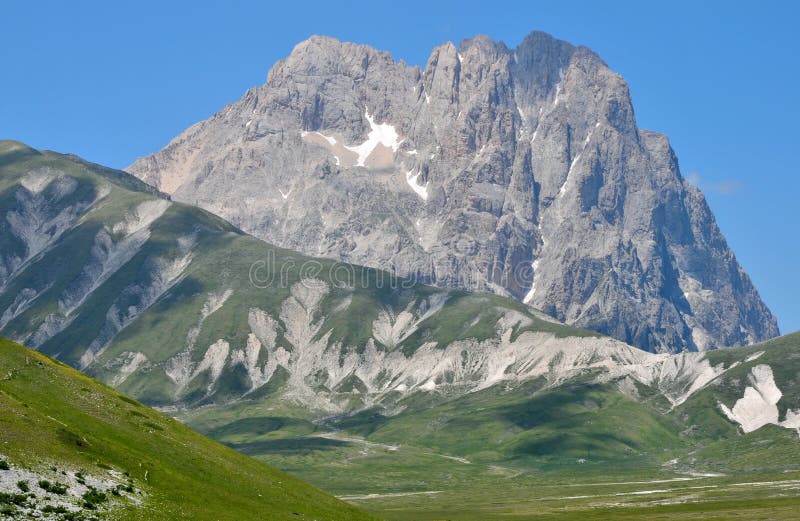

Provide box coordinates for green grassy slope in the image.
[352,379,685,463]
[184,376,688,496]
[0,337,378,520]
[0,140,590,409]
[180,333,800,520]
[671,331,800,471]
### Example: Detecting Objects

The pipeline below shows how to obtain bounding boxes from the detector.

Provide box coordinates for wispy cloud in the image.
[686,172,743,195]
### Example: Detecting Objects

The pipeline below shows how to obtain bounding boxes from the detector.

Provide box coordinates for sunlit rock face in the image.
[128,31,778,353]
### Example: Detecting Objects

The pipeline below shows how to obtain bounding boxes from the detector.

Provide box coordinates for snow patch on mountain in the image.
[345,108,403,167]
[719,365,800,434]
[405,169,429,200]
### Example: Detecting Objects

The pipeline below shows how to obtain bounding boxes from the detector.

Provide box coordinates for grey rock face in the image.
[129,31,778,352]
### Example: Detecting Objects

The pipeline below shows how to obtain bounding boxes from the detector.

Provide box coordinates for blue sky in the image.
[2,0,798,334]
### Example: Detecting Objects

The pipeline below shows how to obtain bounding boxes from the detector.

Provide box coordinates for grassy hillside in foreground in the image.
[0,338,378,520]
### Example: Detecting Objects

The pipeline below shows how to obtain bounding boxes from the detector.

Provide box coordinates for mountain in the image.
[0,338,376,520]
[2,141,799,519]
[0,140,614,411]
[1,141,794,438]
[127,31,778,353]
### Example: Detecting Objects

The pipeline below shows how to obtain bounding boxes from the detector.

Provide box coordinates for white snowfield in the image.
[345,108,403,166]
[719,364,800,433]
[299,105,436,202]
[97,277,790,423]
[405,168,429,200]
[300,106,403,169]
[523,223,545,305]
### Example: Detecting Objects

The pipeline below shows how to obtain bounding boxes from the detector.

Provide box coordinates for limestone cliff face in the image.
[129,31,778,352]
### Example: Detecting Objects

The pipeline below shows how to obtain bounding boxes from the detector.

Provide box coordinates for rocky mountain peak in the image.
[127,30,779,353]
[458,34,508,60]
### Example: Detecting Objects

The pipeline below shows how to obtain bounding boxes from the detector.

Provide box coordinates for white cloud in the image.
[686,172,742,195]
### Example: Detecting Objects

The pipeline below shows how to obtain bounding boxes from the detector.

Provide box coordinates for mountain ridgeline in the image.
[1,140,798,458]
[128,30,778,352]
[2,140,800,520]
[0,140,603,411]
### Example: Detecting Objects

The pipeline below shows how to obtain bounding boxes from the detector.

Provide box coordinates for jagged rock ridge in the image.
[129,31,778,352]
[2,142,798,450]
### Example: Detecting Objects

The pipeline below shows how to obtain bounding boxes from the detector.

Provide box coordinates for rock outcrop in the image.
[128,31,777,352]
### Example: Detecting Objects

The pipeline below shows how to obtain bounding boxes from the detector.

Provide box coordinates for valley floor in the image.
[345,470,800,520]
[182,419,800,520]
[174,354,800,521]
